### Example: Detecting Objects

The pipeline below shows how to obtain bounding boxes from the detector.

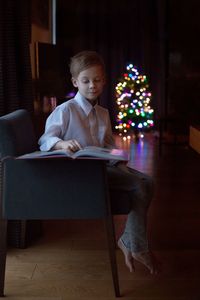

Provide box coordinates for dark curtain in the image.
[0,0,35,248]
[57,0,168,126]
[0,0,34,116]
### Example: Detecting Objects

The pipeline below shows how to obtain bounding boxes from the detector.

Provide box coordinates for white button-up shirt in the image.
[38,92,115,151]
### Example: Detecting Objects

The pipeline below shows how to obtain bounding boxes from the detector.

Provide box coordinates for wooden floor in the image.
[4,133,200,299]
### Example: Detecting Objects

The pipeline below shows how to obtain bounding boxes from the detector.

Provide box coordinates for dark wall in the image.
[56,0,167,125]
[168,0,200,125]
[37,0,200,129]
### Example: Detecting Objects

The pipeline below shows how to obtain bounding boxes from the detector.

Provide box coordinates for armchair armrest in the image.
[1,157,109,220]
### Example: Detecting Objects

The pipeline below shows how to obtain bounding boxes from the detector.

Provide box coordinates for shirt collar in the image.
[74,92,98,116]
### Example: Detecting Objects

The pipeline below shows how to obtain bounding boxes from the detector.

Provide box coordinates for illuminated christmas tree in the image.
[115,64,154,139]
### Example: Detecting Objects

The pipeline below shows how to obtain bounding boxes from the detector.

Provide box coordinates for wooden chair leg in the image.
[104,215,121,297]
[0,219,7,297]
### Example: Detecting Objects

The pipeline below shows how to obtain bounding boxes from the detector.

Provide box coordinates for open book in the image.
[18,146,129,161]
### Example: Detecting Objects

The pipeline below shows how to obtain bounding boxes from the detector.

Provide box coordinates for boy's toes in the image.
[132,251,161,275]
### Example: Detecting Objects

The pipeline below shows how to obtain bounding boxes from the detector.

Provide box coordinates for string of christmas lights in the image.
[115,64,154,139]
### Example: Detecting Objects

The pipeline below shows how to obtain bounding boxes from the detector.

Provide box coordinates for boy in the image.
[39,50,159,274]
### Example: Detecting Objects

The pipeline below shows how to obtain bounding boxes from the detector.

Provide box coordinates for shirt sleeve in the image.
[38,105,67,151]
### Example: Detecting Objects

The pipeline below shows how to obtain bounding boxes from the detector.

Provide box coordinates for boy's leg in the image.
[107,165,159,274]
[107,165,153,253]
[121,166,153,253]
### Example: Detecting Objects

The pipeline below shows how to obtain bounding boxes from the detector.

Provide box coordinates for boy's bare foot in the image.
[132,251,161,275]
[117,238,135,272]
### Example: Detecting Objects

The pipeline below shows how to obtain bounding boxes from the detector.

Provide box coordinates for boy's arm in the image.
[38,106,82,152]
[38,106,66,151]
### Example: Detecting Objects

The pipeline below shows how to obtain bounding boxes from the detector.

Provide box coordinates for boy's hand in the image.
[53,140,82,152]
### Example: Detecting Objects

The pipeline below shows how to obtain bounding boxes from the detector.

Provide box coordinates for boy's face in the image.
[72,65,105,104]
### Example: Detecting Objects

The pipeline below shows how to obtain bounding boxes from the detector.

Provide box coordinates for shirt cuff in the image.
[39,137,62,151]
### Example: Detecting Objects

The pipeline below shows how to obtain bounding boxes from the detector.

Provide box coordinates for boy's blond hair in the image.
[69,50,105,78]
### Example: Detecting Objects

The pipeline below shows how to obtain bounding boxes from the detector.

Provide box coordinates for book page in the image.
[72,147,129,161]
[17,147,129,161]
[17,149,71,159]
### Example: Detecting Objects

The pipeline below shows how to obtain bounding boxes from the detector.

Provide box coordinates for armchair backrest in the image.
[0,109,38,159]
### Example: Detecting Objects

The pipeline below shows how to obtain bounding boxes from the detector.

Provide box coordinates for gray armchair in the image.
[0,109,131,297]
